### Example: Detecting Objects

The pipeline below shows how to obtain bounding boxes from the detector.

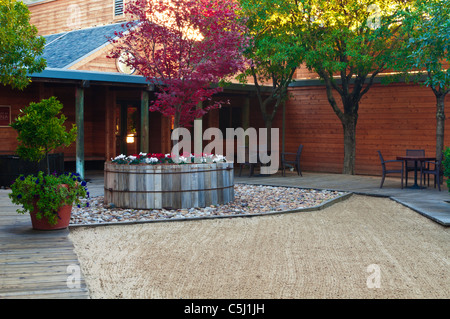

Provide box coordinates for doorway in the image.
[115,100,140,156]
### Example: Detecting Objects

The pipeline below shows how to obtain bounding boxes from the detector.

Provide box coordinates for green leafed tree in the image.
[10,97,77,175]
[389,0,450,162]
[0,0,46,90]
[287,0,408,174]
[237,0,305,151]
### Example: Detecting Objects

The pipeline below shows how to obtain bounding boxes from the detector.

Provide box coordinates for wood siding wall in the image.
[29,0,126,36]
[277,82,450,176]
[0,83,115,162]
[68,44,118,73]
[0,85,39,155]
[2,80,449,176]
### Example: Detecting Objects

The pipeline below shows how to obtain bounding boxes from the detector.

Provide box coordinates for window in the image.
[0,106,11,127]
[114,0,124,16]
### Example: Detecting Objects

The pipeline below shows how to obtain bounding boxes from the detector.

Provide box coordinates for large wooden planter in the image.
[104,162,234,209]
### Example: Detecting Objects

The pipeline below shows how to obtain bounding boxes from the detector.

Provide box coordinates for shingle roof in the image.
[42,22,127,69]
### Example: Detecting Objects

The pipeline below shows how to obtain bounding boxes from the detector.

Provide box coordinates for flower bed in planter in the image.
[104,153,234,209]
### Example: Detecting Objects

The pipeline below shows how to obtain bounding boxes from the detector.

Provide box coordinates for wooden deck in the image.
[0,190,89,299]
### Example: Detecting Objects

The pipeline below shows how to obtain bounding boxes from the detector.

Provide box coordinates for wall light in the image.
[126,134,135,144]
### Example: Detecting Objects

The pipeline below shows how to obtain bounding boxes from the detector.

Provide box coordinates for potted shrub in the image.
[8,96,88,230]
[9,171,88,230]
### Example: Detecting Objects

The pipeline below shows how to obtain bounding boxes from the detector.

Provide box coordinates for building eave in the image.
[29,68,152,87]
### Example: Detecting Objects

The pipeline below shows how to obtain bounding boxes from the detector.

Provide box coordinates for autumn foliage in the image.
[109,0,249,128]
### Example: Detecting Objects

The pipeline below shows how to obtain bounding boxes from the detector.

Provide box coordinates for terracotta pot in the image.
[29,184,72,230]
[30,204,72,230]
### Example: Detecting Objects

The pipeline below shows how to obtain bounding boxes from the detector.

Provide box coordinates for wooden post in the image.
[140,90,149,153]
[75,87,85,180]
[194,101,202,161]
[161,116,171,154]
[104,88,115,161]
[282,100,286,155]
[105,88,110,161]
[242,96,250,146]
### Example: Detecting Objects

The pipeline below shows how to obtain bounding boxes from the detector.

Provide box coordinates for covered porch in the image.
[1,68,264,182]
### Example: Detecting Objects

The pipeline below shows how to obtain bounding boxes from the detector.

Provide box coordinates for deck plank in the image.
[0,189,89,299]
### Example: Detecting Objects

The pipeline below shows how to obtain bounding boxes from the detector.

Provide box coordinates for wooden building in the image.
[0,67,261,179]
[0,0,265,180]
[0,0,448,180]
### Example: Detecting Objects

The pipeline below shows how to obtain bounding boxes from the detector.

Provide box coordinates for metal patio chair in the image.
[281,145,303,177]
[405,149,425,187]
[420,156,442,191]
[377,150,404,189]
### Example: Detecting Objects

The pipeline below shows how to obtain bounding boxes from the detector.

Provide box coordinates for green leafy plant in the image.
[443,147,450,192]
[9,171,89,225]
[10,96,77,175]
[284,0,408,174]
[0,0,46,89]
[389,0,450,162]
[8,96,84,225]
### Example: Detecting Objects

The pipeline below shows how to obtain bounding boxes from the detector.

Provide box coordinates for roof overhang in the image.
[28,68,269,94]
[29,68,153,88]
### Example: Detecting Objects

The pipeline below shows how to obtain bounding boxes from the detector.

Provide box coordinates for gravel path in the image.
[70,184,347,225]
[69,194,450,299]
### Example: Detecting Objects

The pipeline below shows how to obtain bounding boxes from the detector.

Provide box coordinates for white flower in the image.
[113,154,126,161]
[212,155,225,163]
[179,156,188,163]
[144,157,158,164]
[128,155,137,161]
[139,152,147,156]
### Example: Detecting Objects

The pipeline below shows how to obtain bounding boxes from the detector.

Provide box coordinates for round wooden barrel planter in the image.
[104,161,234,210]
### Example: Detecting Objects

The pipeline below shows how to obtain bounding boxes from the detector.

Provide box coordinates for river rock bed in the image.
[70,184,347,225]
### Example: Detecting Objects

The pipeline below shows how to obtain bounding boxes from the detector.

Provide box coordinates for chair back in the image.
[377,150,385,167]
[434,152,443,168]
[377,151,386,174]
[406,149,425,166]
[296,145,304,161]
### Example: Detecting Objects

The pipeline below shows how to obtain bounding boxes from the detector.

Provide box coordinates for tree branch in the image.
[320,70,344,120]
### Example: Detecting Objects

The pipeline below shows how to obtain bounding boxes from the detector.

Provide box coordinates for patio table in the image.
[396,155,436,189]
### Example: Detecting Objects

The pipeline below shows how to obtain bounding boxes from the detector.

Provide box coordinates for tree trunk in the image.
[46,154,50,175]
[264,119,272,153]
[45,148,50,175]
[435,94,446,161]
[320,72,360,175]
[173,112,181,134]
[341,113,357,175]
[171,112,181,157]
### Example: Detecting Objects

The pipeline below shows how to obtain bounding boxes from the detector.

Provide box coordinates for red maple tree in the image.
[109,0,249,128]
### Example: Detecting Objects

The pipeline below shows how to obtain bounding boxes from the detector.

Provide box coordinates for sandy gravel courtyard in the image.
[69,195,450,299]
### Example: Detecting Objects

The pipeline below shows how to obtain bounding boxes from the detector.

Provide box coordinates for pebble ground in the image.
[70,184,346,225]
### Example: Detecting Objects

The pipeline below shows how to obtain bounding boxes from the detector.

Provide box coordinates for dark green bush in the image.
[444,147,450,192]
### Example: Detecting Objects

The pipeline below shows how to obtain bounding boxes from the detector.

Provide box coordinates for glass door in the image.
[115,101,140,156]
